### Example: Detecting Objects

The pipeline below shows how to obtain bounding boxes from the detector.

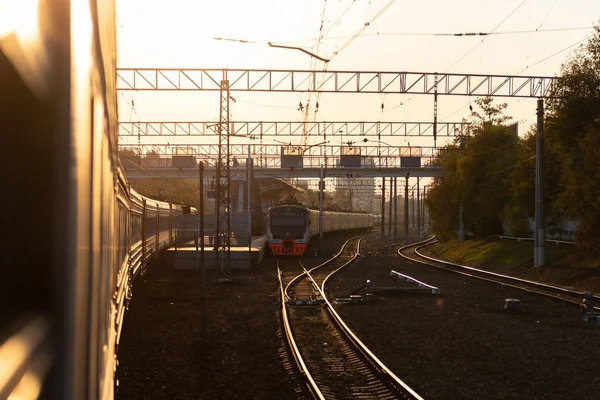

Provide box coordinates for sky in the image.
[116,0,600,153]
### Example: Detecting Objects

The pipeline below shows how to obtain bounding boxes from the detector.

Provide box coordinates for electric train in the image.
[266,204,376,256]
[0,2,196,399]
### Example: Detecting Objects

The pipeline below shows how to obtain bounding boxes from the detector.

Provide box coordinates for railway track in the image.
[399,237,600,313]
[278,236,423,400]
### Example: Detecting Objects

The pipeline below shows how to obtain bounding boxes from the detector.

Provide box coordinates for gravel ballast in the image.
[117,234,600,399]
[327,238,600,400]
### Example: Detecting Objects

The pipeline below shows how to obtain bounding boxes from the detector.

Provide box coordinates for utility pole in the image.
[393,177,398,239]
[199,162,205,296]
[433,73,438,149]
[404,176,410,244]
[535,99,546,267]
[417,177,421,239]
[458,139,466,242]
[388,178,393,238]
[215,78,232,278]
[319,165,325,252]
[381,177,386,240]
[411,187,415,231]
[247,145,252,252]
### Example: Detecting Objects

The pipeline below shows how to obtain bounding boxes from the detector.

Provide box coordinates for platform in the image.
[166,236,267,270]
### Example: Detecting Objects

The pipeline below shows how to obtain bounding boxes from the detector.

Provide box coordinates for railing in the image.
[495,235,574,245]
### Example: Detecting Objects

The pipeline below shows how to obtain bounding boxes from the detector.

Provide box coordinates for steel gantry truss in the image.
[215,79,232,277]
[118,120,471,139]
[116,68,558,97]
[118,143,438,168]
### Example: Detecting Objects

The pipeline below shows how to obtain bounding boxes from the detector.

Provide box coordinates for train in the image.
[266,204,376,256]
[0,2,198,399]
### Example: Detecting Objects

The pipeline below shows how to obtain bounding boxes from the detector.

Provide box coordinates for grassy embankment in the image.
[423,237,600,293]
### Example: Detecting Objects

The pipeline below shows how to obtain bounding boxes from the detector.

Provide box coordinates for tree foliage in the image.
[543,30,600,251]
[133,178,200,208]
[502,128,536,236]
[427,97,518,238]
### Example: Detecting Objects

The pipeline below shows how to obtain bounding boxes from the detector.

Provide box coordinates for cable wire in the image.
[273,27,593,44]
[444,0,529,72]
[330,0,397,61]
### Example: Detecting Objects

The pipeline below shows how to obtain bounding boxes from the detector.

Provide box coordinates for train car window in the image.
[1,48,53,337]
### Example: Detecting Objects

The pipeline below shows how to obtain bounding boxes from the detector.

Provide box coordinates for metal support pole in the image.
[388,177,394,237]
[411,188,415,230]
[393,177,398,239]
[458,143,466,242]
[433,74,438,149]
[535,98,546,267]
[319,165,324,252]
[404,176,409,243]
[381,177,385,240]
[199,162,205,295]
[458,204,465,242]
[417,177,421,239]
[238,182,244,213]
[196,177,199,273]
[247,146,252,251]
[422,186,427,231]
[215,78,232,277]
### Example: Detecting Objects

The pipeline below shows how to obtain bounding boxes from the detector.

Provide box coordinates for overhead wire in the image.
[439,32,594,124]
[514,34,591,74]
[273,26,592,44]
[329,0,397,61]
[536,0,558,31]
[385,1,529,118]
[302,0,329,148]
[444,0,530,73]
[309,0,359,126]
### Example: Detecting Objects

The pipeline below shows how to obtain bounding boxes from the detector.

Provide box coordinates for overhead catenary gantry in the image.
[116,68,557,97]
[118,120,471,139]
[119,143,437,169]
[117,67,557,266]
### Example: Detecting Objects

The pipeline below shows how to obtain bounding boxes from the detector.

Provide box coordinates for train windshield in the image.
[269,208,308,239]
[270,217,305,227]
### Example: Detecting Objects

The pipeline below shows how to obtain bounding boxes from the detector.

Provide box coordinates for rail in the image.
[317,238,424,399]
[398,237,600,307]
[277,264,325,400]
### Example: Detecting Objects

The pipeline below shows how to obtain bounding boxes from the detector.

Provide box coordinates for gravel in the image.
[326,238,600,400]
[117,234,600,400]
[116,232,355,400]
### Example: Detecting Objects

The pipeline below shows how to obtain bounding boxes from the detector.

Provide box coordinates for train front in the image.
[267,205,310,256]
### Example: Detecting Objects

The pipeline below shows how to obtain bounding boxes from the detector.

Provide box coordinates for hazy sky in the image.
[116,0,600,151]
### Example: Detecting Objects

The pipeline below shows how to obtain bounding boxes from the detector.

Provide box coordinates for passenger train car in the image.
[267,204,376,256]
[0,1,195,399]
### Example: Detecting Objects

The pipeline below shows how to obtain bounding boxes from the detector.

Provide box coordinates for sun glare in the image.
[0,0,39,41]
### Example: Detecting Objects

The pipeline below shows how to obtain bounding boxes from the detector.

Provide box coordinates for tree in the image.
[459,125,518,236]
[502,128,536,236]
[543,29,600,251]
[470,96,511,126]
[426,97,518,238]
